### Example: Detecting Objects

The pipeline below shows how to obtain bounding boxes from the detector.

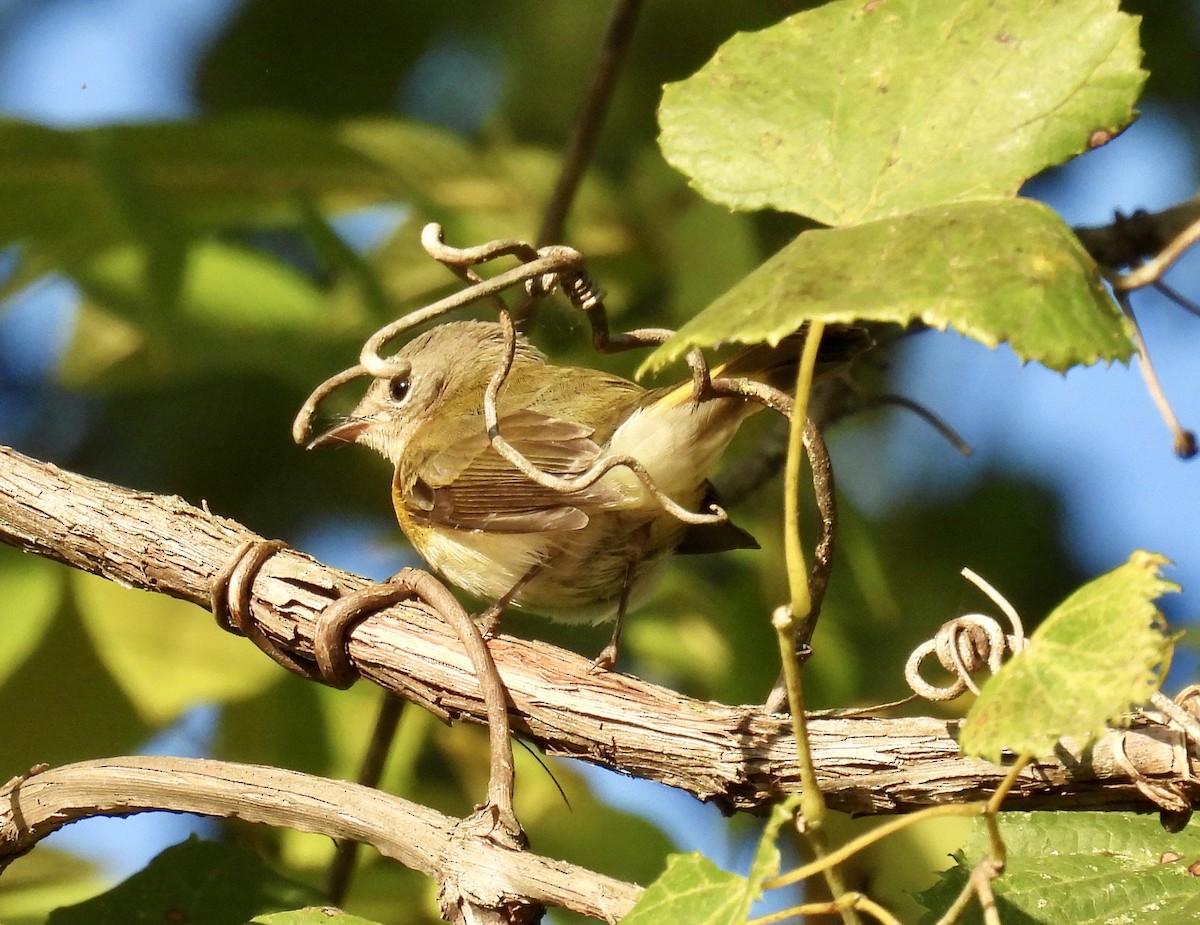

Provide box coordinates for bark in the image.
[1,444,1193,817]
[0,757,638,923]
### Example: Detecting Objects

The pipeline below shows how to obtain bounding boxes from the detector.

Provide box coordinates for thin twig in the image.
[797,418,835,651]
[1150,690,1200,746]
[536,0,645,248]
[866,394,973,457]
[771,606,858,925]
[772,320,859,925]
[402,570,521,840]
[358,244,586,377]
[327,695,406,904]
[974,860,1003,925]
[1153,279,1200,319]
[1114,289,1197,458]
[930,857,1004,925]
[764,804,983,891]
[308,569,524,840]
[749,895,902,925]
[1112,212,1200,291]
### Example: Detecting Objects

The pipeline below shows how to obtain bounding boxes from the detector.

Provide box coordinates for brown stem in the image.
[0,757,636,923]
[0,444,1195,815]
[1073,198,1200,273]
[536,0,645,248]
[326,694,405,905]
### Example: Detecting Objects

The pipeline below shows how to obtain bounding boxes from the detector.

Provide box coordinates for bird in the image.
[309,319,849,667]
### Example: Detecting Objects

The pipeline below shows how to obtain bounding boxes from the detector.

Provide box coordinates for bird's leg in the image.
[592,526,651,671]
[475,560,547,637]
[591,570,632,672]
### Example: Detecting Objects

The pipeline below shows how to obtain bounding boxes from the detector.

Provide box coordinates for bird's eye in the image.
[388,375,412,404]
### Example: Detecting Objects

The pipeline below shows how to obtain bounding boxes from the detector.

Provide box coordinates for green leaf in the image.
[47,837,322,925]
[959,551,1176,762]
[77,240,327,330]
[253,909,384,925]
[620,853,752,925]
[0,545,63,687]
[72,571,281,724]
[643,198,1131,375]
[0,115,396,260]
[58,241,356,390]
[340,120,634,259]
[0,602,150,772]
[0,848,104,925]
[659,0,1145,224]
[917,811,1200,925]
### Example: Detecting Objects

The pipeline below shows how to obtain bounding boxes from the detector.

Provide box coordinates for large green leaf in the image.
[644,198,1132,374]
[339,120,635,262]
[917,811,1200,924]
[959,551,1175,762]
[659,0,1145,224]
[48,837,322,925]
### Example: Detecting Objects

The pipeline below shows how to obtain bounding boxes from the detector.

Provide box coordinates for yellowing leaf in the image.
[644,199,1131,375]
[960,551,1176,762]
[659,0,1145,224]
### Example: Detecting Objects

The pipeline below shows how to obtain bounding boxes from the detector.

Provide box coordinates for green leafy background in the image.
[0,1,1196,924]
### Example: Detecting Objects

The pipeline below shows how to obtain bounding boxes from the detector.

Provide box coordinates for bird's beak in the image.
[306,418,370,450]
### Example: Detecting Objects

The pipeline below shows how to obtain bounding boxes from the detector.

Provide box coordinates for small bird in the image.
[310,320,840,667]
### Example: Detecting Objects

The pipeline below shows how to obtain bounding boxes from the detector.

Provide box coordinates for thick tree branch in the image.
[0,757,639,923]
[1,444,1196,816]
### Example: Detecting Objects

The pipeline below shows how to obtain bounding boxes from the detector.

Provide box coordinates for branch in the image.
[0,757,639,923]
[1074,197,1200,282]
[1,444,1196,816]
[535,0,644,248]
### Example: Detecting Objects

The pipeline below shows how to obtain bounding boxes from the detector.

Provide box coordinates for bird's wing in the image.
[403,407,630,534]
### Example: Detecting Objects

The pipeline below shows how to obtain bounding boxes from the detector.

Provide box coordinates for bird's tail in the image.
[708,322,872,391]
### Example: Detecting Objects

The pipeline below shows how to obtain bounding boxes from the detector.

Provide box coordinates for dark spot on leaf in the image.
[1160,851,1183,864]
[995,32,1016,44]
[877,83,889,95]
[1089,129,1114,149]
